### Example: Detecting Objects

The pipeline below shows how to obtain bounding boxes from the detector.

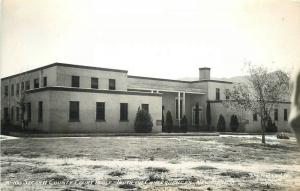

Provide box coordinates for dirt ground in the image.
[1,135,300,191]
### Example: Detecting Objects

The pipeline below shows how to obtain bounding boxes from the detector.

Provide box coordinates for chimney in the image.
[199,67,211,80]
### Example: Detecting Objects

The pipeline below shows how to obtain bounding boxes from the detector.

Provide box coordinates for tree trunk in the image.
[261,119,266,144]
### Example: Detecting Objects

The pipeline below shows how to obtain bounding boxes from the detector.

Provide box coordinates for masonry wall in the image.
[56,65,128,91]
[45,90,162,133]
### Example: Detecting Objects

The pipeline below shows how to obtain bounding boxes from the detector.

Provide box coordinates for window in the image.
[16,107,19,121]
[4,108,9,121]
[274,109,278,121]
[284,109,288,121]
[34,78,39,88]
[216,88,220,100]
[38,101,43,122]
[120,103,128,121]
[225,89,229,100]
[4,85,8,96]
[109,79,116,90]
[21,82,24,91]
[69,101,80,121]
[141,104,149,113]
[96,102,105,121]
[25,80,30,90]
[11,106,14,121]
[175,99,183,119]
[72,76,80,87]
[43,77,47,87]
[11,84,14,96]
[16,83,20,96]
[91,77,99,89]
[27,103,31,122]
[253,113,258,121]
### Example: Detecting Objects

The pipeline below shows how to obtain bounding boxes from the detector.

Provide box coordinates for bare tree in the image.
[224,64,290,143]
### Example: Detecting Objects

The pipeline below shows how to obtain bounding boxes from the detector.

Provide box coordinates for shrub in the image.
[134,108,153,133]
[217,114,226,132]
[180,115,188,133]
[195,103,200,129]
[166,111,173,133]
[266,117,278,132]
[206,101,212,131]
[230,115,239,132]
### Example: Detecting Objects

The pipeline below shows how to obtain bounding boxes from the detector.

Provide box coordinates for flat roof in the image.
[1,62,128,80]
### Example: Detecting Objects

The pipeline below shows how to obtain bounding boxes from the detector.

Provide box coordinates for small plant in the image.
[230,115,239,132]
[134,108,153,133]
[180,115,188,133]
[217,114,226,132]
[166,111,173,133]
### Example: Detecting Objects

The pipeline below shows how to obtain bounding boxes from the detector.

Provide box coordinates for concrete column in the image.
[178,91,181,125]
[183,92,186,116]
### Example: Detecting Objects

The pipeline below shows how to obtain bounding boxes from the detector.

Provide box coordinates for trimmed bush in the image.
[206,101,212,131]
[217,114,226,132]
[181,115,188,133]
[230,115,239,132]
[166,111,173,133]
[266,117,278,132]
[134,108,153,133]
[195,103,200,129]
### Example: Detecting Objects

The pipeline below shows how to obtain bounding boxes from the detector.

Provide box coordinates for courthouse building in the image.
[1,63,291,133]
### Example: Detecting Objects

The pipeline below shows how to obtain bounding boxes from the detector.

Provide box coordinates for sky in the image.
[1,0,300,79]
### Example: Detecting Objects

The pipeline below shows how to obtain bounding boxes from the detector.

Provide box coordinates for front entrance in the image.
[192,106,203,126]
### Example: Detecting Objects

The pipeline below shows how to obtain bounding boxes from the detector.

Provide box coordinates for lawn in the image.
[1,135,300,190]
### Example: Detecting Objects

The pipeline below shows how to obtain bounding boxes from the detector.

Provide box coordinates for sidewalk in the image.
[7,132,220,138]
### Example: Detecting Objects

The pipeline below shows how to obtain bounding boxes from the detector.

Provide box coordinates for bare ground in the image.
[1,135,300,190]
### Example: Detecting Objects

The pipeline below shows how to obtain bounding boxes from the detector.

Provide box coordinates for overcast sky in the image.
[1,0,300,79]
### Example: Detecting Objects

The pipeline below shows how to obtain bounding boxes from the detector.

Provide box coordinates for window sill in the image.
[69,120,80,122]
[96,120,106,122]
[119,120,129,122]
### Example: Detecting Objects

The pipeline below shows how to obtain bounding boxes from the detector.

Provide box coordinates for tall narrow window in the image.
[96,102,105,121]
[120,103,128,121]
[72,76,80,87]
[175,99,183,119]
[284,109,288,121]
[91,77,99,89]
[69,101,80,121]
[27,103,31,122]
[34,78,39,88]
[25,80,30,90]
[253,113,258,121]
[225,89,229,100]
[16,83,20,96]
[38,101,43,122]
[21,82,25,91]
[16,107,19,121]
[43,77,47,87]
[109,79,116,90]
[11,106,14,121]
[274,109,278,121]
[4,85,8,96]
[216,88,220,100]
[141,104,149,113]
[11,84,14,96]
[4,108,9,121]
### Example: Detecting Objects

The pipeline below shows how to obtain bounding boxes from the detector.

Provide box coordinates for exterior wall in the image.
[44,90,162,133]
[207,81,233,101]
[1,66,57,126]
[57,65,128,91]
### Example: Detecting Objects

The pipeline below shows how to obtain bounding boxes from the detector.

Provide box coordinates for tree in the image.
[17,82,26,130]
[217,114,226,132]
[230,115,239,132]
[224,64,290,143]
[206,101,211,131]
[166,111,173,133]
[134,108,153,133]
[180,115,188,133]
[195,102,200,130]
